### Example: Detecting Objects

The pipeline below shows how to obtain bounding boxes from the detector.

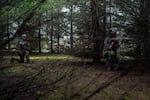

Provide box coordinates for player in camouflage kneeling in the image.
[11,34,30,63]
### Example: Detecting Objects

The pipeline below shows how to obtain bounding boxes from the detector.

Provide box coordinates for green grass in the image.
[2,63,35,76]
[30,54,75,60]
[1,54,149,100]
[4,54,76,60]
[3,66,28,76]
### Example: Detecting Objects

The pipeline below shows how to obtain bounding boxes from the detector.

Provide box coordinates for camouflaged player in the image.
[21,34,30,63]
[104,38,119,71]
[11,34,30,63]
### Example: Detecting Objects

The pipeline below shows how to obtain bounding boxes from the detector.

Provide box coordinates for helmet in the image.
[21,34,27,40]
[22,34,27,37]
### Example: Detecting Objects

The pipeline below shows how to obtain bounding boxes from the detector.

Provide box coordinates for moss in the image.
[119,96,130,100]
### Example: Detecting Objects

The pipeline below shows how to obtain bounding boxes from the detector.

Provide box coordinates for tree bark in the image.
[136,0,150,58]
[38,29,42,53]
[50,9,54,53]
[91,0,105,63]
[70,4,73,48]
[91,0,100,63]
[57,17,60,53]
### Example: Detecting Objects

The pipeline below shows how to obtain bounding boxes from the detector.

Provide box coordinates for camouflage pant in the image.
[11,50,25,63]
[25,50,30,63]
[104,50,118,70]
[11,50,30,63]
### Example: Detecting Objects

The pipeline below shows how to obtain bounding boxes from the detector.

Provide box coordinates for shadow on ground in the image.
[0,56,150,100]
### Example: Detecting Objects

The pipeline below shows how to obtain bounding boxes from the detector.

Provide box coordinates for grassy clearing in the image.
[0,54,150,100]
[30,54,75,60]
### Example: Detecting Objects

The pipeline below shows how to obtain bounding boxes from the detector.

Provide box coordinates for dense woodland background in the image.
[0,0,149,62]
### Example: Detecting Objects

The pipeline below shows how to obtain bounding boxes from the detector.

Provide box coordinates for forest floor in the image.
[0,54,150,100]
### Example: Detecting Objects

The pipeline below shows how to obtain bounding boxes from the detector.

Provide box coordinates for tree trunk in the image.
[38,29,41,53]
[109,0,112,29]
[141,0,149,58]
[91,0,105,63]
[7,25,10,49]
[50,13,54,53]
[7,13,10,49]
[136,0,150,58]
[70,5,73,48]
[57,17,60,53]
[50,26,54,53]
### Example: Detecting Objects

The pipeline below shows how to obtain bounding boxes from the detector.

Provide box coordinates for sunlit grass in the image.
[2,54,76,76]
[30,54,75,60]
[3,54,76,63]
[4,54,76,60]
